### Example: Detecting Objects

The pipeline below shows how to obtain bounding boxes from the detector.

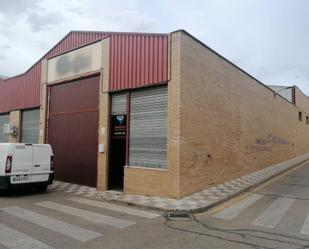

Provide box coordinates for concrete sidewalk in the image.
[49,153,309,213]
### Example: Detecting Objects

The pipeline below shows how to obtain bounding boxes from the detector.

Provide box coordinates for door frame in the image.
[108,92,130,190]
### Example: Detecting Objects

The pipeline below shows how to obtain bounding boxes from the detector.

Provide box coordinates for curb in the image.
[189,158,309,214]
[99,155,309,214]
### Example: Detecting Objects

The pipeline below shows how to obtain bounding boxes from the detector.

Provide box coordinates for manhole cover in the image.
[165,211,193,220]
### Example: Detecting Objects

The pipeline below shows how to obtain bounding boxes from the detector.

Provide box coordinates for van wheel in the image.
[36,184,48,193]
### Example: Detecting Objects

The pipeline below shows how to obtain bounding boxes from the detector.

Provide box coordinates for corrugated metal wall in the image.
[45,32,107,59]
[0,64,41,113]
[0,31,169,114]
[109,34,168,91]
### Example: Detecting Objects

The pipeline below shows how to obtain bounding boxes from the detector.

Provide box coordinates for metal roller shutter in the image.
[111,92,127,115]
[129,85,167,168]
[21,109,40,144]
[0,113,9,142]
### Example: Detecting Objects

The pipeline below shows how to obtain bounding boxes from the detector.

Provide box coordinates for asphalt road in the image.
[1,163,309,249]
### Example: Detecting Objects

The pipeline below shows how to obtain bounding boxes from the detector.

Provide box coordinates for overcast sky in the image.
[1,0,309,93]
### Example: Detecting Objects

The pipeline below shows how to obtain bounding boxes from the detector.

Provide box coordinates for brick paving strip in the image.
[49,153,309,213]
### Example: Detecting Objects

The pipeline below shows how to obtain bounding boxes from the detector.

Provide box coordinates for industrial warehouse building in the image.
[1,30,309,199]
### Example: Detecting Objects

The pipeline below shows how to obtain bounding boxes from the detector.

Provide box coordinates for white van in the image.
[0,143,54,192]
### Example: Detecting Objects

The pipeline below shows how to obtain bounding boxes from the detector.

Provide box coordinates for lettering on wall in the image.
[246,133,293,153]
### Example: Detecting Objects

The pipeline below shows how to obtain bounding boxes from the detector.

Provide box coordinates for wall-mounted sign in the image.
[47,41,102,83]
[112,115,126,138]
[56,54,91,75]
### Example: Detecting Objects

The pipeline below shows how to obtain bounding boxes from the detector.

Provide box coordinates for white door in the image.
[10,144,32,184]
[31,145,50,183]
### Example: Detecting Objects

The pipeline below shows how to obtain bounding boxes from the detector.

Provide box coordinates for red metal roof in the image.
[0,31,169,113]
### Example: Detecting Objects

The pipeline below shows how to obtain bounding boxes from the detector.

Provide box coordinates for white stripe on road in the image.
[67,197,160,219]
[252,197,295,228]
[300,211,309,235]
[2,207,102,242]
[0,223,54,249]
[213,194,263,220]
[36,201,135,229]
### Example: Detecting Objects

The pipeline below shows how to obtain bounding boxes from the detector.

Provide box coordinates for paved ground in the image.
[49,153,309,212]
[195,162,309,249]
[1,162,309,248]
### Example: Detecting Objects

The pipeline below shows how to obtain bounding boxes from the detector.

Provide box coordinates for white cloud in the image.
[0,0,309,94]
[104,10,155,31]
[27,11,64,32]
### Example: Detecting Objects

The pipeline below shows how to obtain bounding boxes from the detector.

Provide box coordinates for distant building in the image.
[268,85,294,103]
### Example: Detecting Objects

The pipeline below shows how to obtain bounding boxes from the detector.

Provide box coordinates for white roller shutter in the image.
[0,113,9,142]
[21,109,40,144]
[111,92,127,115]
[129,85,167,168]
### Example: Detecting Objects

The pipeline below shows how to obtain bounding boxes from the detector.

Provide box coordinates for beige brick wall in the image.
[39,60,48,144]
[124,167,169,197]
[166,32,182,198]
[174,30,309,197]
[96,90,109,191]
[96,38,110,191]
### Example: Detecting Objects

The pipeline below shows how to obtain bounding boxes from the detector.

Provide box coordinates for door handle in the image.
[34,164,41,167]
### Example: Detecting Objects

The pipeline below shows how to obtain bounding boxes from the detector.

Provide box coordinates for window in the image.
[21,109,40,143]
[299,111,303,121]
[306,116,309,125]
[0,113,9,142]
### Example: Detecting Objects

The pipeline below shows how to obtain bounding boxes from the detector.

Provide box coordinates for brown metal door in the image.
[48,75,99,187]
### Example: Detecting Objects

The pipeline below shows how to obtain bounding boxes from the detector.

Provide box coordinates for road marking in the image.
[2,206,102,242]
[252,197,295,228]
[67,197,160,219]
[0,222,54,249]
[213,194,263,220]
[36,201,135,229]
[300,211,309,235]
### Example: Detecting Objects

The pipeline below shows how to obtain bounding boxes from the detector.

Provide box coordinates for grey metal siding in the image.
[0,113,9,142]
[111,92,127,115]
[129,85,167,168]
[21,109,40,144]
